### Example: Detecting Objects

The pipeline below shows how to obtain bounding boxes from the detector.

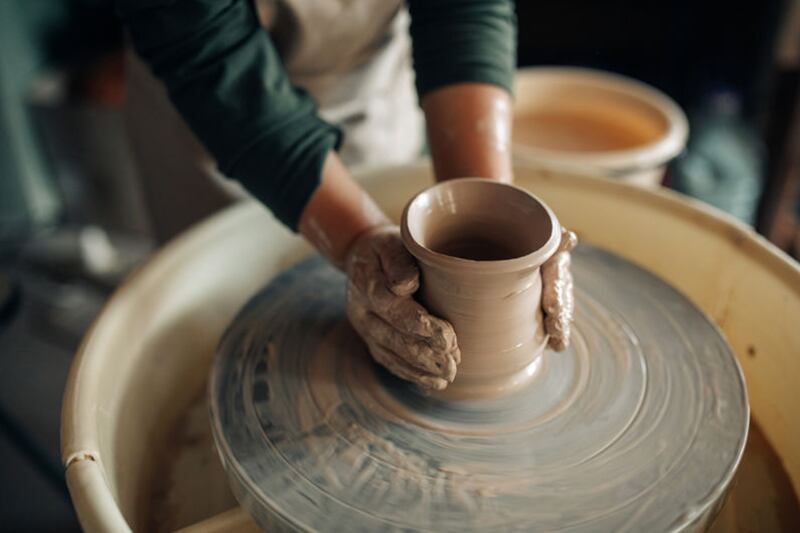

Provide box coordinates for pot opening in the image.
[405,180,554,263]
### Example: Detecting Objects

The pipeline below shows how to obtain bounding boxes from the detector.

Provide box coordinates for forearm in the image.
[422,83,512,182]
[298,152,390,269]
[407,0,516,182]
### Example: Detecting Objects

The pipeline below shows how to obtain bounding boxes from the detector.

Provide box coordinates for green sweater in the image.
[116,0,516,230]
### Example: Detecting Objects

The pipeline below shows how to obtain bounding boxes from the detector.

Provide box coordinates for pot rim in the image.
[400,178,562,274]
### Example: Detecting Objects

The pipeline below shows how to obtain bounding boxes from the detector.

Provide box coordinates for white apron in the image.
[124,1,424,242]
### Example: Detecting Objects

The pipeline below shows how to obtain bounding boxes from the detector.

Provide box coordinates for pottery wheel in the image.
[210,244,748,531]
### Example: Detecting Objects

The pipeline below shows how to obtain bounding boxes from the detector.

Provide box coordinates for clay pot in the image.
[401,178,561,398]
[513,67,688,188]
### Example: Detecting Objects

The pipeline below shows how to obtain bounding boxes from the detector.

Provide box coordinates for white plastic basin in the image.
[62,163,800,531]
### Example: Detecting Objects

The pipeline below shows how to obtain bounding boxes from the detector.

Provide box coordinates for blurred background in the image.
[0,0,798,530]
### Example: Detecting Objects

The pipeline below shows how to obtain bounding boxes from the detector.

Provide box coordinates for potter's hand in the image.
[542,228,578,351]
[345,225,460,391]
[298,153,459,389]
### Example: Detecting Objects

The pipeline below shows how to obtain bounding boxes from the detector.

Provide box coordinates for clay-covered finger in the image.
[440,347,459,381]
[371,229,420,297]
[347,227,418,300]
[347,247,403,313]
[346,246,383,297]
[386,298,458,352]
[356,310,455,378]
[541,242,575,351]
[449,342,461,365]
[349,252,417,314]
[351,288,458,352]
[345,289,370,332]
[348,297,452,389]
[365,341,449,391]
[558,228,578,252]
[348,295,459,382]
[551,260,575,351]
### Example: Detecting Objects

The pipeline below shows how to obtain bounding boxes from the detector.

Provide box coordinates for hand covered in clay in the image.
[345,225,460,391]
[541,228,578,351]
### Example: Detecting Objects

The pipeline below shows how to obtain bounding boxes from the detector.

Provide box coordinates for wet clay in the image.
[401,179,561,398]
[344,225,459,391]
[541,228,578,351]
[210,244,749,531]
[152,402,794,531]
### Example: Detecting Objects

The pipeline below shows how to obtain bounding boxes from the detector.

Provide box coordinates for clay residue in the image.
[710,419,800,532]
[344,225,459,391]
[148,388,238,532]
[542,228,578,351]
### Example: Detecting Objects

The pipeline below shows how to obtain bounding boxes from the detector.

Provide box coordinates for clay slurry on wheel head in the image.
[210,246,748,531]
[401,179,561,398]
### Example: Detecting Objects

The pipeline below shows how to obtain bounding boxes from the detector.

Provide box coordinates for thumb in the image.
[372,229,420,296]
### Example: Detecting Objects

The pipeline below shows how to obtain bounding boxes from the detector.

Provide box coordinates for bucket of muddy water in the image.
[513,67,689,188]
[62,163,798,531]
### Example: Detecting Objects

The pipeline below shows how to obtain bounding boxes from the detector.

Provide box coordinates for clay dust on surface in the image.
[710,419,800,532]
[144,409,800,531]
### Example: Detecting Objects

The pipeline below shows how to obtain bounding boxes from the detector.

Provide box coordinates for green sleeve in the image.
[115,0,341,230]
[407,0,517,97]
